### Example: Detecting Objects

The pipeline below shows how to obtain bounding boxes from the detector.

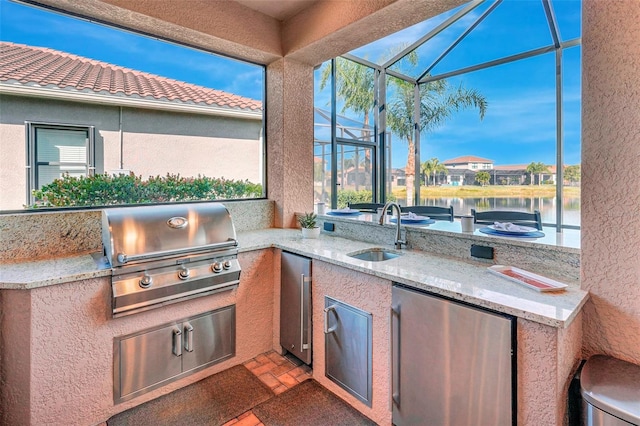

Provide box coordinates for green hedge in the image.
[29,172,263,208]
[336,190,395,208]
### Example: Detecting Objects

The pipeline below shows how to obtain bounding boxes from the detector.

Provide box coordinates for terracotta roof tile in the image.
[443,155,493,164]
[0,41,262,112]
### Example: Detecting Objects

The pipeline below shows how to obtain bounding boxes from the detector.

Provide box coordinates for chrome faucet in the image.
[379,201,406,249]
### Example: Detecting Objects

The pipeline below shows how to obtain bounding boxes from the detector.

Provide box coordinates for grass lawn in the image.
[391,185,581,199]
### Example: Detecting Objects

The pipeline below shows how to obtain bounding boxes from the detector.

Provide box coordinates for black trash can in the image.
[580,355,640,425]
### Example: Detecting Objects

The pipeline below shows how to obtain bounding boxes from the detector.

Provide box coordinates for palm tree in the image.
[319,58,374,139]
[421,157,448,186]
[320,54,487,206]
[565,164,581,186]
[387,76,486,205]
[475,171,491,186]
[525,162,549,186]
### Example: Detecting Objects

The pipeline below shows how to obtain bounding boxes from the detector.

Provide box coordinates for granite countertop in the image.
[0,228,588,328]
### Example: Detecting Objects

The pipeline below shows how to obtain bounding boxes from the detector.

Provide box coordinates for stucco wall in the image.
[311,260,392,426]
[581,0,640,364]
[0,95,262,211]
[266,58,314,228]
[0,249,275,425]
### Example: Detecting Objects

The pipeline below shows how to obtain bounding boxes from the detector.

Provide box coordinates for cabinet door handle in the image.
[391,305,400,407]
[172,326,182,357]
[184,322,194,352]
[300,274,310,351]
[324,305,338,334]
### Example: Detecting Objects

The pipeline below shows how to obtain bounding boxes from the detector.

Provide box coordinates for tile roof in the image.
[0,42,262,112]
[443,155,493,164]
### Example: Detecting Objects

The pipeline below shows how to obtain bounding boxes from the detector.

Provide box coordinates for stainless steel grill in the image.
[102,203,241,317]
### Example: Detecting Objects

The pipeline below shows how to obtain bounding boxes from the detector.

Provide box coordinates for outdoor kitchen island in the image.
[0,228,587,426]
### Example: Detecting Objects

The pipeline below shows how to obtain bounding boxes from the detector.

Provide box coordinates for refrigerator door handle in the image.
[324,305,338,334]
[300,274,310,350]
[391,305,400,407]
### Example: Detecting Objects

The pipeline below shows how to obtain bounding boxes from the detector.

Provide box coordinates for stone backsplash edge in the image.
[317,216,580,284]
[0,199,274,263]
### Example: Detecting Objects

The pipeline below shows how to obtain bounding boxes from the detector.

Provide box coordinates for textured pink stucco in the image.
[284,0,467,65]
[266,58,315,228]
[517,315,583,426]
[1,250,275,425]
[311,260,392,426]
[582,0,640,365]
[37,0,283,64]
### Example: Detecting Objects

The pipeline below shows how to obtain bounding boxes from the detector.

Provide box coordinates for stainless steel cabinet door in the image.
[392,285,514,426]
[118,324,183,399]
[324,296,373,406]
[280,252,312,364]
[182,306,235,372]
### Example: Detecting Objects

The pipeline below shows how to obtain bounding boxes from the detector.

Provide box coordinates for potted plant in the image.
[298,212,320,238]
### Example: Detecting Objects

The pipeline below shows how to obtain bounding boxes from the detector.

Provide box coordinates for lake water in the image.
[415,196,581,227]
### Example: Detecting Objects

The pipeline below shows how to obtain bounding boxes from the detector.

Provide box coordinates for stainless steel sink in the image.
[347,248,401,262]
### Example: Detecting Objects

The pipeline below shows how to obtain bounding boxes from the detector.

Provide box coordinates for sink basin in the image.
[347,248,401,262]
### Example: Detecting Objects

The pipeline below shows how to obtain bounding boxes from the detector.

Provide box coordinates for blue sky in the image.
[2,0,581,168]
[0,0,264,100]
[317,0,582,168]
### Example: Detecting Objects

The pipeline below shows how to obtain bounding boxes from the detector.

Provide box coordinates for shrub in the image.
[29,172,263,208]
[336,190,395,208]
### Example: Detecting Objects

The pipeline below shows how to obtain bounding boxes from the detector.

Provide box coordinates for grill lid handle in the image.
[116,239,238,265]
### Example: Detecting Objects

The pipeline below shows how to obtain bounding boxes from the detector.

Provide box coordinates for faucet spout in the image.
[379,201,406,249]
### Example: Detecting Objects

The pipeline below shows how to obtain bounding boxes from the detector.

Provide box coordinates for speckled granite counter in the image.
[0,228,588,328]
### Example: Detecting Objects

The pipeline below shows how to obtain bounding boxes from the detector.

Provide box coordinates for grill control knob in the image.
[178,267,190,280]
[139,274,153,288]
[223,260,232,270]
[212,262,223,273]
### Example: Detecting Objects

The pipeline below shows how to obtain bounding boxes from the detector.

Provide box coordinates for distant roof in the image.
[0,42,262,115]
[493,164,528,171]
[443,155,493,164]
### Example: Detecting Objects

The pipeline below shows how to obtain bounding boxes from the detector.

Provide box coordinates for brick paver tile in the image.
[266,352,288,365]
[276,372,299,388]
[235,412,261,426]
[250,361,277,376]
[238,411,252,420]
[258,372,281,389]
[243,359,260,370]
[254,354,271,365]
[273,385,288,395]
[222,419,238,425]
[270,363,296,377]
[288,365,309,378]
[295,372,312,383]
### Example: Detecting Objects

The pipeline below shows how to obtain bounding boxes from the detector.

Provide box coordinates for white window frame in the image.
[26,121,95,205]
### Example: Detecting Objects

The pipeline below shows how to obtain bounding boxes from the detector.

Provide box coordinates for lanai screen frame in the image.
[321,0,581,231]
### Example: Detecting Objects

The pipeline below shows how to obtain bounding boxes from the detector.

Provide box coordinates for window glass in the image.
[348,4,467,65]
[315,0,581,228]
[388,1,496,79]
[35,127,89,188]
[419,54,558,219]
[336,144,374,208]
[0,0,265,211]
[386,75,416,207]
[553,0,582,42]
[562,45,581,227]
[430,0,553,76]
[334,57,375,133]
[314,62,332,210]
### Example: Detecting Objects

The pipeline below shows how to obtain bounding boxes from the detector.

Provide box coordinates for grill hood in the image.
[102,203,237,268]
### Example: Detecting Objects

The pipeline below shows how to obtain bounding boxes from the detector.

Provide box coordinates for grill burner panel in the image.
[103,203,241,317]
[112,257,240,317]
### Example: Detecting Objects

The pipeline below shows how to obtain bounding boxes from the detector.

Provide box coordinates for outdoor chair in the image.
[347,202,385,213]
[470,209,543,230]
[401,205,454,222]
